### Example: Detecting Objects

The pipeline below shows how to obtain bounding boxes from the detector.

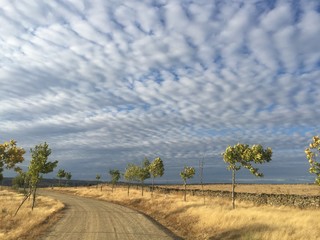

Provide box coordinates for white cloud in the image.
[0,0,319,182]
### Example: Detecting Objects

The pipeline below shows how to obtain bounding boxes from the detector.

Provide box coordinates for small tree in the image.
[96,174,101,189]
[149,157,164,196]
[15,142,58,215]
[222,143,272,209]
[124,164,139,196]
[57,169,66,187]
[0,140,25,182]
[12,173,25,189]
[305,136,320,185]
[13,168,30,193]
[65,172,72,186]
[29,142,58,209]
[180,166,195,201]
[109,169,121,192]
[137,158,151,196]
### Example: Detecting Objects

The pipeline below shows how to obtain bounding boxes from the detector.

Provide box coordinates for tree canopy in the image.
[305,136,320,185]
[0,140,25,181]
[223,143,272,177]
[180,166,195,183]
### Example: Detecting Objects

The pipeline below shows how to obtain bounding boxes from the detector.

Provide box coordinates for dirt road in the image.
[39,190,177,240]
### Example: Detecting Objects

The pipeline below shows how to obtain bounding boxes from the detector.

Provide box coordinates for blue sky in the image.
[1,0,319,183]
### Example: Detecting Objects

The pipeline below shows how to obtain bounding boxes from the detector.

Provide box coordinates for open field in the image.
[55,184,320,240]
[0,188,64,240]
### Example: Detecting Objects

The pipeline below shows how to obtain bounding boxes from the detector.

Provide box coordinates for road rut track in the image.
[38,190,180,240]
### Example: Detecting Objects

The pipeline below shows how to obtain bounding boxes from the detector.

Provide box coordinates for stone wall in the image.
[152,187,320,209]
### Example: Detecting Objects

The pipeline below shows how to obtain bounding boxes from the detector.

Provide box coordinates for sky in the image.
[1,0,320,183]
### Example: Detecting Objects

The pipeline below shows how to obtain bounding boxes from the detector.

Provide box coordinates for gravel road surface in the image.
[39,190,177,240]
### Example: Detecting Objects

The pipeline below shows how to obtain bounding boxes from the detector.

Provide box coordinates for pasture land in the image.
[55,184,320,240]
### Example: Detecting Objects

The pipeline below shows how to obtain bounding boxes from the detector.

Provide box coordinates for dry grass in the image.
[55,184,320,240]
[0,188,64,240]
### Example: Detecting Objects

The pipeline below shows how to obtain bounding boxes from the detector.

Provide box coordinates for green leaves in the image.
[57,169,66,178]
[109,169,121,184]
[124,158,151,183]
[149,157,164,179]
[222,143,272,176]
[305,136,320,185]
[65,172,72,180]
[124,163,138,182]
[180,166,195,183]
[29,142,58,186]
[0,139,25,180]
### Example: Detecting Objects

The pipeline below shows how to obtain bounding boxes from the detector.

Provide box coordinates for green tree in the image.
[0,140,25,182]
[12,169,29,193]
[12,173,25,189]
[222,143,272,209]
[137,158,150,196]
[180,166,195,201]
[96,174,101,190]
[57,169,66,187]
[124,164,139,196]
[65,172,72,186]
[29,142,58,209]
[15,142,58,215]
[109,169,121,192]
[305,136,320,185]
[149,157,164,196]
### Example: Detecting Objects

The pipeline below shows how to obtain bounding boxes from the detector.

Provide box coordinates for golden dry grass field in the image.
[55,184,320,240]
[0,188,64,240]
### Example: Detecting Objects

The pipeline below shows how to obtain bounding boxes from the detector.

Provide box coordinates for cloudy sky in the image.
[1,0,319,183]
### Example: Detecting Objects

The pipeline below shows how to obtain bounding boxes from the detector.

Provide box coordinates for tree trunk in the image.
[141,181,144,196]
[32,186,37,210]
[112,183,114,193]
[23,179,27,193]
[14,191,32,216]
[127,183,130,196]
[151,177,154,197]
[201,181,205,205]
[184,181,187,201]
[232,169,236,209]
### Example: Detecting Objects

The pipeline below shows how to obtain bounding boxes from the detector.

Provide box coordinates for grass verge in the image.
[0,188,64,240]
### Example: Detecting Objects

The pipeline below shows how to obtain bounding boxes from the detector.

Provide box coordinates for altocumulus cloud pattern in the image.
[0,0,319,182]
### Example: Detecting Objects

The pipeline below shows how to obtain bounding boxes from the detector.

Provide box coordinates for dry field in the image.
[55,184,320,240]
[0,188,64,240]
